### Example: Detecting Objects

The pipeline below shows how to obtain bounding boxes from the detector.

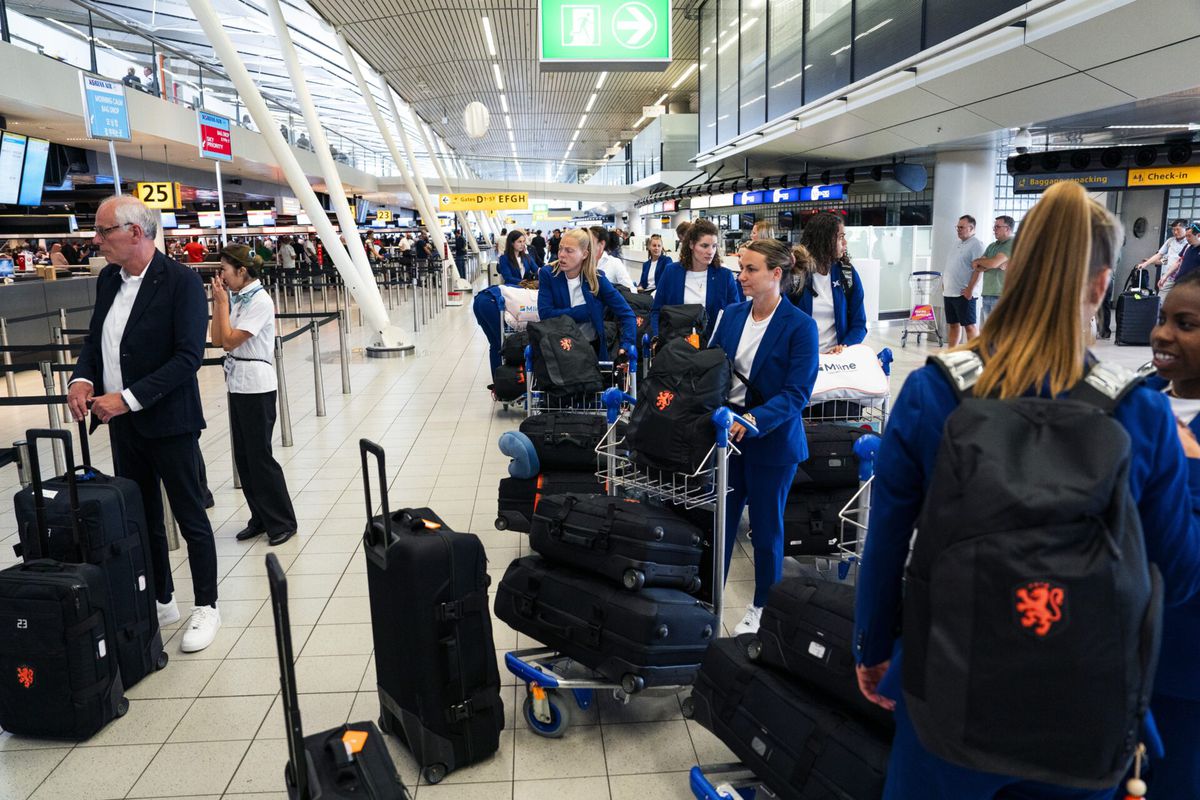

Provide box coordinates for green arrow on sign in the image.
[539,0,671,69]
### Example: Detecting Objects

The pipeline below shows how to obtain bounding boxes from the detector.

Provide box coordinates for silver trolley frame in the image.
[522,344,638,417]
[901,270,944,348]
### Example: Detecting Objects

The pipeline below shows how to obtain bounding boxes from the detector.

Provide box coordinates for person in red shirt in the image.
[183,237,207,263]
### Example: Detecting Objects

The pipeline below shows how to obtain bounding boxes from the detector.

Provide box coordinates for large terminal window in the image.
[767,0,805,121]
[803,0,852,104]
[700,0,718,152]
[925,0,1025,48]
[717,0,741,145]
[852,0,922,81]
[738,0,768,134]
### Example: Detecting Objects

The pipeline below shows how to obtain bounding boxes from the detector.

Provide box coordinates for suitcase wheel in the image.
[621,674,646,695]
[522,689,570,738]
[156,651,169,671]
[622,569,645,591]
[687,576,702,594]
[745,638,762,661]
[495,516,509,531]
[117,698,129,717]
[422,763,448,784]
[680,694,695,720]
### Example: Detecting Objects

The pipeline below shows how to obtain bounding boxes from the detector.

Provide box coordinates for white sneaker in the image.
[156,596,180,627]
[733,604,763,636]
[180,605,221,653]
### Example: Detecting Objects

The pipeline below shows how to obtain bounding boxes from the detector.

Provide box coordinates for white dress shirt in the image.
[600,253,635,291]
[566,275,596,341]
[728,300,779,407]
[810,271,838,352]
[684,270,707,305]
[224,280,277,394]
[70,259,150,411]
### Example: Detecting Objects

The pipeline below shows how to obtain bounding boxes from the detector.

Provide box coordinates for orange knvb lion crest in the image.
[655,391,675,410]
[1014,581,1066,637]
[559,338,573,351]
[16,665,33,689]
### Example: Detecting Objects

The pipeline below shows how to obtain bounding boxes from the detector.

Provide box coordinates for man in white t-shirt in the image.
[1140,219,1189,293]
[942,215,985,346]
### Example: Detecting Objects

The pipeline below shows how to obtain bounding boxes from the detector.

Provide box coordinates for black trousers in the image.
[229,391,296,536]
[109,419,218,607]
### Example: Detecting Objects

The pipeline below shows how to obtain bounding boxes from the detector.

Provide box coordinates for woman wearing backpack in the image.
[787,212,867,354]
[854,181,1200,799]
[537,228,636,362]
[651,218,742,341]
[473,229,537,373]
[1143,269,1200,799]
[709,238,818,635]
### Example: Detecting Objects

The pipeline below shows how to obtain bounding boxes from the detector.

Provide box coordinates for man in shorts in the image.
[943,215,985,346]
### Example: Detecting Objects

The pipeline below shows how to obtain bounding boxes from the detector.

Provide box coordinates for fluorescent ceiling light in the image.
[492,63,504,91]
[577,114,588,129]
[571,130,580,142]
[585,93,597,112]
[1106,124,1200,130]
[633,116,647,128]
[595,71,608,89]
[507,129,515,142]
[500,94,509,113]
[481,17,497,56]
[505,115,513,129]
[831,44,850,56]
[670,64,697,89]
[855,18,892,40]
[654,93,667,105]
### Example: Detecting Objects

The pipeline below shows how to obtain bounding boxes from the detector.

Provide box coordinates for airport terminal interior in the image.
[0,0,1197,798]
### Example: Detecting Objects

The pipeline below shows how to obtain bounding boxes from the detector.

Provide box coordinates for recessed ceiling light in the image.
[595,72,608,89]
[481,17,497,57]
[585,93,597,112]
[492,63,504,91]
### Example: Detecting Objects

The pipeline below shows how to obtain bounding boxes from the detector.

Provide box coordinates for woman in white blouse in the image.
[210,244,297,547]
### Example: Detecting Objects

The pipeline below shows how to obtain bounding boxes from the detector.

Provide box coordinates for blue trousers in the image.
[473,288,503,371]
[722,455,797,607]
[1149,693,1200,799]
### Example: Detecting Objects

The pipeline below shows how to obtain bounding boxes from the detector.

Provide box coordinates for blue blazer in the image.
[72,251,208,438]
[789,262,867,346]
[638,254,672,290]
[497,252,536,285]
[709,299,819,465]
[651,263,743,338]
[536,267,636,361]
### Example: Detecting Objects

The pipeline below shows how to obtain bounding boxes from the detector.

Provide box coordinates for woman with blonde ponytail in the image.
[853,181,1200,799]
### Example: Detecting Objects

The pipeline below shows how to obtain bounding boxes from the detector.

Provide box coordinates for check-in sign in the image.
[198,111,233,161]
[439,192,529,211]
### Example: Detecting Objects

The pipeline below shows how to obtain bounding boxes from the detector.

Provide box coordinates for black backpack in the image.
[625,338,731,474]
[501,330,528,367]
[611,286,652,350]
[526,316,603,397]
[903,351,1162,789]
[658,304,707,347]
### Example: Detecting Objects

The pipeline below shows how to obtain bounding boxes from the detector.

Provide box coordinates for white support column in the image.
[429,134,480,257]
[930,148,996,339]
[415,115,476,286]
[185,0,407,350]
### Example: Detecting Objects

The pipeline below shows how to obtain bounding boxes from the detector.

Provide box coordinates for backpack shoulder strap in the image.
[1068,362,1142,413]
[929,351,984,400]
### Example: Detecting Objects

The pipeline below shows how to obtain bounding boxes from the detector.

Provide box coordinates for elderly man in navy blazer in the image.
[67,195,221,653]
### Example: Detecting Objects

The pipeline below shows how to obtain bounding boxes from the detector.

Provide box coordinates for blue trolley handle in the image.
[689,766,747,800]
[854,433,881,481]
[712,407,759,447]
[876,347,893,377]
[602,387,635,425]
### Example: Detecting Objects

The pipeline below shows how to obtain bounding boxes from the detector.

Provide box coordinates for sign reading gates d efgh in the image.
[538,0,671,68]
[80,74,131,141]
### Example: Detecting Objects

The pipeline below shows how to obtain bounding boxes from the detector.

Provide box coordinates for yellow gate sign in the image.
[375,209,393,222]
[439,192,529,211]
[136,181,181,209]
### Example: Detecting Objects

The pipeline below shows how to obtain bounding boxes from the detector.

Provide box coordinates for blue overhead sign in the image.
[80,74,131,141]
[735,185,845,205]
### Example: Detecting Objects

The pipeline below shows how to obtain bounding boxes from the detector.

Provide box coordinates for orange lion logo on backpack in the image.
[559,338,572,351]
[16,665,33,689]
[655,391,675,410]
[1015,581,1066,637]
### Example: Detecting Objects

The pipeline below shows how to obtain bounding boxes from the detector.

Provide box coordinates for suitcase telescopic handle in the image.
[24,428,83,558]
[358,438,392,547]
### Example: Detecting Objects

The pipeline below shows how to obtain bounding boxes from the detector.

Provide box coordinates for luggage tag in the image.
[342,728,368,757]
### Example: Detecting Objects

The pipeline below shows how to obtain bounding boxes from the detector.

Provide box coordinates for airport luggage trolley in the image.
[492,293,528,412]
[901,270,944,348]
[802,347,895,434]
[687,432,882,800]
[504,391,757,737]
[522,345,638,417]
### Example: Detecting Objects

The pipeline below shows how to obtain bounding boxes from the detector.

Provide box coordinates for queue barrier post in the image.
[14,439,30,488]
[411,270,421,334]
[0,318,16,397]
[338,308,351,394]
[310,320,326,417]
[38,361,66,476]
[54,323,71,420]
[275,335,294,447]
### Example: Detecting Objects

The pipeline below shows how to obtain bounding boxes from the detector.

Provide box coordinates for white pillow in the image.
[811,344,889,406]
[498,286,540,331]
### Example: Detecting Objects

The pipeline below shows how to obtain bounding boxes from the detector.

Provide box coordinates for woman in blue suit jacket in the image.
[473,229,537,372]
[709,238,818,635]
[652,218,741,339]
[854,183,1200,800]
[788,213,866,352]
[638,233,672,290]
[497,228,537,284]
[536,228,636,361]
[1145,268,1200,799]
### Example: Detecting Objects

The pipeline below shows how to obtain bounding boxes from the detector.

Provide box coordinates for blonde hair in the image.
[967,181,1123,399]
[554,228,600,294]
[787,244,815,296]
[751,220,777,240]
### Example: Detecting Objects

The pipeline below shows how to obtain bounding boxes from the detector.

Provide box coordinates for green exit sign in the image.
[539,0,672,70]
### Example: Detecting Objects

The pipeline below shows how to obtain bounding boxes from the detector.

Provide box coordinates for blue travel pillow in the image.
[498,431,539,479]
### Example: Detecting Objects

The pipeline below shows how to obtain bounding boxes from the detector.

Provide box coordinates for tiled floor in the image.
[0,279,1152,800]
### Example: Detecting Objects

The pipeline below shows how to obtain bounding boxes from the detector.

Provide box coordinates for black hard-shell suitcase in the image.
[494,555,718,691]
[783,485,857,557]
[496,472,605,533]
[793,425,867,488]
[690,636,890,800]
[1114,291,1159,346]
[529,494,704,591]
[360,440,504,785]
[0,430,127,739]
[753,578,894,730]
[267,553,409,800]
[518,413,608,472]
[14,425,166,687]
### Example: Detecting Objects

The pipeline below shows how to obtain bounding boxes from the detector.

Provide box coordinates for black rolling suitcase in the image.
[496,471,605,532]
[690,636,890,800]
[267,554,409,800]
[518,413,608,471]
[1114,290,1159,346]
[0,431,127,739]
[13,426,166,688]
[752,578,894,730]
[360,440,504,785]
[494,555,717,691]
[783,485,857,557]
[529,494,704,591]
[793,425,867,487]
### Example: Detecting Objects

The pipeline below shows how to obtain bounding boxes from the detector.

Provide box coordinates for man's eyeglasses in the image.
[96,222,132,239]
